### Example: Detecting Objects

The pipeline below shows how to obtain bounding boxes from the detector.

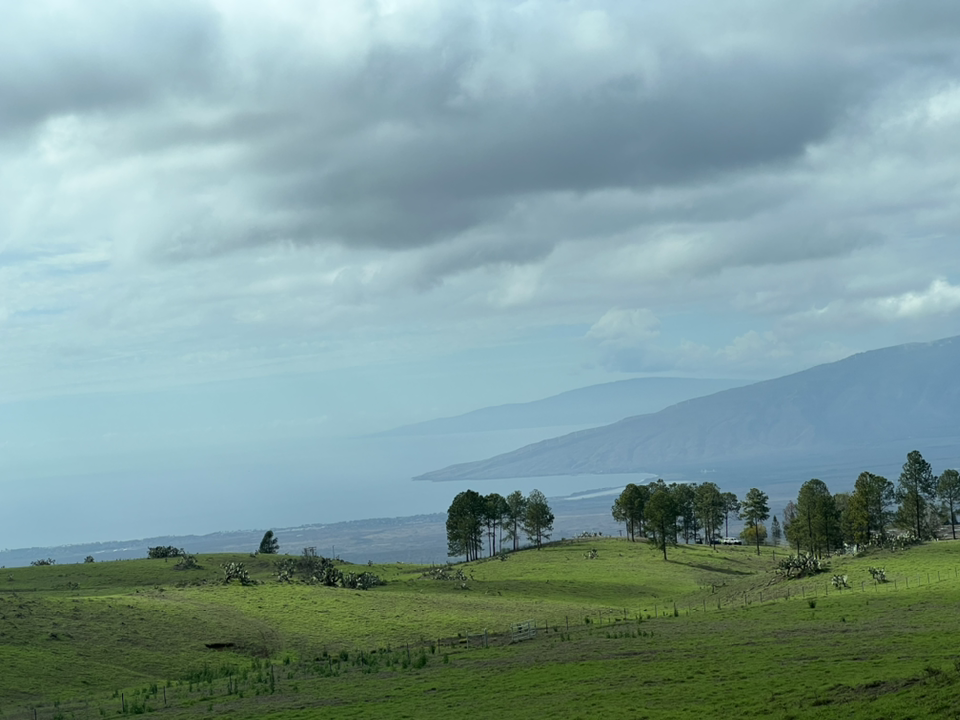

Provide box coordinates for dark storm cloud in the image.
[7,1,960,276]
[217,44,865,254]
[0,1,219,134]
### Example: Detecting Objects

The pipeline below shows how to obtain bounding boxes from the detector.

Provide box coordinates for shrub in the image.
[147,546,183,559]
[221,561,256,585]
[420,566,466,581]
[868,566,887,583]
[31,558,56,566]
[775,553,827,579]
[341,572,385,590]
[83,556,95,563]
[831,574,850,589]
[174,554,201,571]
[274,548,382,589]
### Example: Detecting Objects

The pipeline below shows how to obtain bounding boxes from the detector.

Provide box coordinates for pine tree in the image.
[771,515,782,546]
[446,490,485,560]
[504,490,529,551]
[849,471,894,545]
[789,479,839,558]
[645,481,678,561]
[523,489,554,549]
[740,488,770,556]
[694,482,725,549]
[721,492,740,537]
[897,451,937,540]
[938,469,960,540]
[258,530,279,554]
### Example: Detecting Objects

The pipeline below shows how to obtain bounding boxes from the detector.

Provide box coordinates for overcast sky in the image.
[3,1,960,547]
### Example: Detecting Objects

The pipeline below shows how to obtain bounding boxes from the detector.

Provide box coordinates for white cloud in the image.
[874,278,960,319]
[587,308,660,346]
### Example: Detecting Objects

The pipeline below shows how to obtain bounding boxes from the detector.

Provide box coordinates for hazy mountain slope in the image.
[414,336,960,481]
[379,377,747,435]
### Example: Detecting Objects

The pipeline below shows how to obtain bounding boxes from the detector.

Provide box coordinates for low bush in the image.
[147,546,183,559]
[775,553,827,579]
[221,561,256,586]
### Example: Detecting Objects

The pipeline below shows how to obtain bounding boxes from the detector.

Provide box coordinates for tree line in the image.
[784,450,959,556]
[445,489,555,560]
[611,479,769,559]
[609,450,960,560]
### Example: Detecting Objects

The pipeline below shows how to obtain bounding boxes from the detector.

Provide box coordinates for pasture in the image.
[2,539,959,718]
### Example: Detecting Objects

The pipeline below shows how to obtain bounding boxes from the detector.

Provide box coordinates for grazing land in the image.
[2,539,960,719]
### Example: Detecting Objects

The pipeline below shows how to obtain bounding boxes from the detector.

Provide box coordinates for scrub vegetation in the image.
[2,535,960,719]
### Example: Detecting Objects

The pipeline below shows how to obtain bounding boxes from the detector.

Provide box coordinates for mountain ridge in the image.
[376,377,748,436]
[414,336,960,482]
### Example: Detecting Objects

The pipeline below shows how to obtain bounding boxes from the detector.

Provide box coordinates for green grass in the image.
[2,540,960,718]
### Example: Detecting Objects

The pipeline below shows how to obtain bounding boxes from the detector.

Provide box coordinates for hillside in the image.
[3,539,960,719]
[378,377,747,435]
[0,491,626,568]
[415,336,960,482]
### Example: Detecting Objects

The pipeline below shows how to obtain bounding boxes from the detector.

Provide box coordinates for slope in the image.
[414,335,960,482]
[378,377,747,435]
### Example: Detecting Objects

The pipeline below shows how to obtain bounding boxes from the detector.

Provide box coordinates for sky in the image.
[3,1,960,548]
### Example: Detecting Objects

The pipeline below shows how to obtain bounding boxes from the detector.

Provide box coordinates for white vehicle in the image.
[721,536,742,545]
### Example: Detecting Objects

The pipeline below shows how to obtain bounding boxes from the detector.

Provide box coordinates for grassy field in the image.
[2,539,960,718]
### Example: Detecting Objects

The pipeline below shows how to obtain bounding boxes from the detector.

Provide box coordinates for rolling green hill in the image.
[2,539,960,718]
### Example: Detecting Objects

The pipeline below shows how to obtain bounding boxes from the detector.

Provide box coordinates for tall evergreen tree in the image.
[771,515,782,546]
[258,530,279,554]
[504,490,528,551]
[938,469,960,540]
[740,488,770,556]
[645,481,678,561]
[673,483,698,543]
[897,451,937,540]
[694,482,725,549]
[611,483,650,541]
[789,479,839,557]
[833,492,854,547]
[782,501,799,552]
[721,492,740,537]
[523,489,554,549]
[848,471,894,545]
[446,490,485,560]
[483,493,508,556]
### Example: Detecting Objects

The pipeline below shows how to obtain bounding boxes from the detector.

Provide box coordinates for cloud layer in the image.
[2,0,960,407]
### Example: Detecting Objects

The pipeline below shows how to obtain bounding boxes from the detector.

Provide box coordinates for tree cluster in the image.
[782,451,959,555]
[610,480,770,559]
[445,489,555,559]
[147,546,184,559]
